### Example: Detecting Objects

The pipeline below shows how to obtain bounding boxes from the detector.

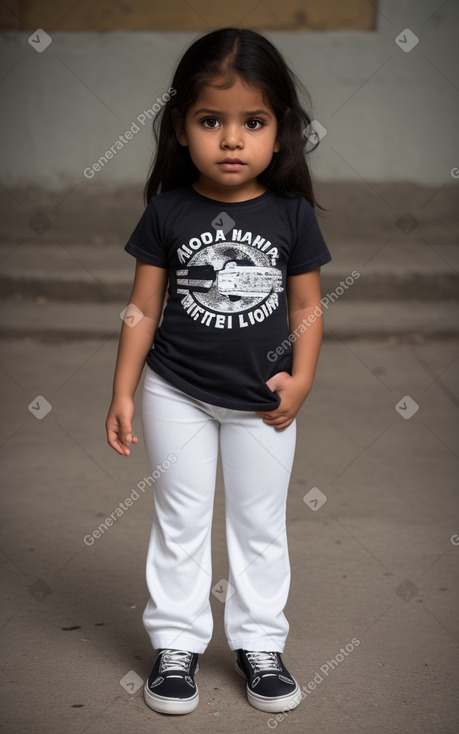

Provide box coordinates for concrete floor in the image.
[1,335,458,733]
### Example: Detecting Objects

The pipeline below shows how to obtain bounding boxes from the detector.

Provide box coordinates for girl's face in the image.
[174,75,280,201]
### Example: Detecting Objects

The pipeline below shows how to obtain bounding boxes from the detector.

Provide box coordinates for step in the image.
[1,300,458,341]
[1,182,458,246]
[1,241,458,302]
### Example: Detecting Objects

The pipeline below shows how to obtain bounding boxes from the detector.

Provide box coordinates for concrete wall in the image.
[0,0,458,190]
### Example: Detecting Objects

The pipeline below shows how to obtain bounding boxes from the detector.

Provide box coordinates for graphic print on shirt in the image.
[175,229,283,329]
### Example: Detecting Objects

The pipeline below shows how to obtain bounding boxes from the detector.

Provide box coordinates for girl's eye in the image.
[202,118,220,128]
[246,119,264,130]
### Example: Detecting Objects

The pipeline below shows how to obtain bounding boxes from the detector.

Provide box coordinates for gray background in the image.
[0,0,458,732]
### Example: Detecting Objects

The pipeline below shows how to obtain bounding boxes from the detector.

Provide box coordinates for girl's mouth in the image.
[218,159,246,171]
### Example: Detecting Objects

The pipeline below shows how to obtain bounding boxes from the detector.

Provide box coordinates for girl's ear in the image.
[273,140,280,153]
[172,109,188,147]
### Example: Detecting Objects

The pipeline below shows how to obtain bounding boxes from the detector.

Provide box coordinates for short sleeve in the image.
[124,199,168,268]
[287,199,332,275]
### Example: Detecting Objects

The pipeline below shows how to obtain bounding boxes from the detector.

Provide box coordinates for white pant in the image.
[140,367,296,654]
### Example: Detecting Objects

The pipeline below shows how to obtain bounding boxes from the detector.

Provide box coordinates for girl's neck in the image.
[191,177,268,203]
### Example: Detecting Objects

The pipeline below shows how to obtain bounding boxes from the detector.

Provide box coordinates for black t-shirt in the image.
[124,186,331,411]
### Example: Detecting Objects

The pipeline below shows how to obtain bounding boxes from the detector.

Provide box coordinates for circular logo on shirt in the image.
[177,242,283,315]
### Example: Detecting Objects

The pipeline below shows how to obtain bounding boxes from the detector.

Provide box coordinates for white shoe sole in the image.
[236,661,302,713]
[144,663,199,715]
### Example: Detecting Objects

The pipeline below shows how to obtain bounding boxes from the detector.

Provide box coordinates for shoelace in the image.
[160,649,193,673]
[245,651,281,673]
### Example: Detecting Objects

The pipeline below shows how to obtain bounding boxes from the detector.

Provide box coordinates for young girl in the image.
[106,27,331,716]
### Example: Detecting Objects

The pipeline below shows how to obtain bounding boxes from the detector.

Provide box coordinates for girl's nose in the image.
[221,126,243,149]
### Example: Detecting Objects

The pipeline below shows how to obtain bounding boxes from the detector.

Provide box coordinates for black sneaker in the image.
[144,649,199,714]
[236,650,301,713]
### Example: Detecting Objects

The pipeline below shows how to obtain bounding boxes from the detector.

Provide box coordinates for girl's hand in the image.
[105,396,139,456]
[256,371,311,430]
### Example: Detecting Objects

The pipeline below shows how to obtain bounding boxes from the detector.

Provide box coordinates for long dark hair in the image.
[144,27,325,212]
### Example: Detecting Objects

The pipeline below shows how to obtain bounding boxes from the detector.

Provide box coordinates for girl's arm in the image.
[106,260,168,455]
[256,268,323,430]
